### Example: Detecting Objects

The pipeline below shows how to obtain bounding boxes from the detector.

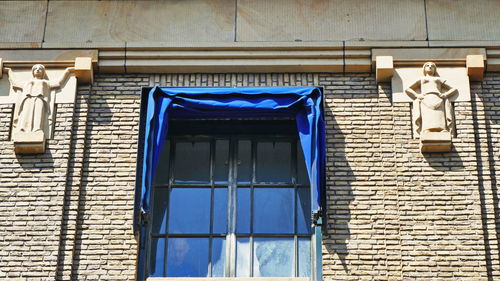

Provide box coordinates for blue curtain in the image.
[141,86,325,215]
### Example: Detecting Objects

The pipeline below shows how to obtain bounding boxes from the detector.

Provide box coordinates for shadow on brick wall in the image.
[323,115,354,272]
[15,149,55,170]
[422,150,465,171]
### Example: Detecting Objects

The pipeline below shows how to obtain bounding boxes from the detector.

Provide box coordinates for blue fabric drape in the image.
[141,86,325,217]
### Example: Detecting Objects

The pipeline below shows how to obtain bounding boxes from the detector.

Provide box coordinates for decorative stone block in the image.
[74,57,93,83]
[13,131,45,154]
[420,131,452,153]
[466,55,485,81]
[376,56,393,82]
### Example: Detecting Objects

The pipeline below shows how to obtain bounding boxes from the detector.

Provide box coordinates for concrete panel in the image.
[0,1,47,43]
[44,0,235,43]
[427,0,500,40]
[237,0,426,41]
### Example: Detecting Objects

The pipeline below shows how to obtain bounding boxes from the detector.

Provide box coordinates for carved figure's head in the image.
[423,62,437,76]
[31,64,46,78]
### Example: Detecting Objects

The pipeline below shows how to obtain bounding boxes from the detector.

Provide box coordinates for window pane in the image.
[237,140,252,184]
[149,238,165,277]
[254,188,294,234]
[153,140,171,185]
[253,238,294,277]
[297,143,309,186]
[214,140,229,184]
[297,188,312,234]
[298,238,311,277]
[213,188,228,234]
[166,238,209,277]
[236,188,250,234]
[174,141,210,183]
[152,188,168,234]
[168,188,210,234]
[211,238,226,277]
[236,237,250,277]
[256,141,291,183]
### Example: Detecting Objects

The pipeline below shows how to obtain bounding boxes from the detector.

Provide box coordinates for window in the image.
[144,121,313,278]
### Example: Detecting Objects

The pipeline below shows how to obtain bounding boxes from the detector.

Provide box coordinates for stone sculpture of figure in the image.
[405,62,458,135]
[4,64,74,135]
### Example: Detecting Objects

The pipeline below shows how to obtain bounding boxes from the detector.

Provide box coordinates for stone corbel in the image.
[0,56,93,154]
[374,49,485,153]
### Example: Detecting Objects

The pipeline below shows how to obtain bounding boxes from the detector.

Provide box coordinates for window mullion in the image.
[208,138,215,277]
[227,137,237,277]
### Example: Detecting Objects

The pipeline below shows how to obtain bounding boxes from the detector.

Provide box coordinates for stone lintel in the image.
[372,48,487,70]
[0,49,98,69]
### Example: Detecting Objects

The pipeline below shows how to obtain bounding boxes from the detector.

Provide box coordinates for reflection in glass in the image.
[254,188,294,234]
[168,188,210,234]
[149,238,165,277]
[167,238,209,277]
[297,143,309,185]
[236,237,250,277]
[297,188,312,234]
[153,140,170,185]
[256,141,291,182]
[211,238,226,277]
[237,140,252,184]
[253,238,294,277]
[213,188,228,233]
[214,140,229,184]
[298,238,311,277]
[152,188,168,234]
[174,141,210,183]
[236,188,250,233]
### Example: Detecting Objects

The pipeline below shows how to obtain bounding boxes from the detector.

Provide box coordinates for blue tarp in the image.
[141,86,326,216]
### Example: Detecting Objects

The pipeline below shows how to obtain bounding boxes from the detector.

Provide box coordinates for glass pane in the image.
[174,141,210,183]
[152,188,168,234]
[236,188,250,234]
[297,143,309,186]
[237,140,252,184]
[149,238,165,277]
[298,238,311,277]
[211,238,226,277]
[253,238,294,277]
[256,141,292,183]
[166,238,209,277]
[297,188,312,234]
[168,188,210,234]
[236,237,250,277]
[214,140,229,184]
[213,188,228,234]
[153,140,171,185]
[254,188,294,234]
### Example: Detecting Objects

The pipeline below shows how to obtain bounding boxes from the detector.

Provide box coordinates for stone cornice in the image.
[0,41,499,73]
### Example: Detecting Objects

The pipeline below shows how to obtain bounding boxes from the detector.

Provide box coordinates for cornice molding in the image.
[0,41,499,73]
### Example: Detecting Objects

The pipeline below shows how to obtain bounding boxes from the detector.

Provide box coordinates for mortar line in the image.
[41,0,50,45]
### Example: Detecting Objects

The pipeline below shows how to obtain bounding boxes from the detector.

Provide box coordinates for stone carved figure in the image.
[405,62,458,136]
[4,64,74,137]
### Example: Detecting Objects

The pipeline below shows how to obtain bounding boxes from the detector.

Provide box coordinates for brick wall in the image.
[0,72,499,280]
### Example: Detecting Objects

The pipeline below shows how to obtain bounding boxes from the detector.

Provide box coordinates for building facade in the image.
[0,1,499,280]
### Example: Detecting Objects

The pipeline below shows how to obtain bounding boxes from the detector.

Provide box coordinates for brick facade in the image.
[1,73,499,280]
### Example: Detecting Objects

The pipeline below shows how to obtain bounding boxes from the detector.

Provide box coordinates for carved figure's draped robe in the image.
[412,77,453,134]
[13,80,51,133]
